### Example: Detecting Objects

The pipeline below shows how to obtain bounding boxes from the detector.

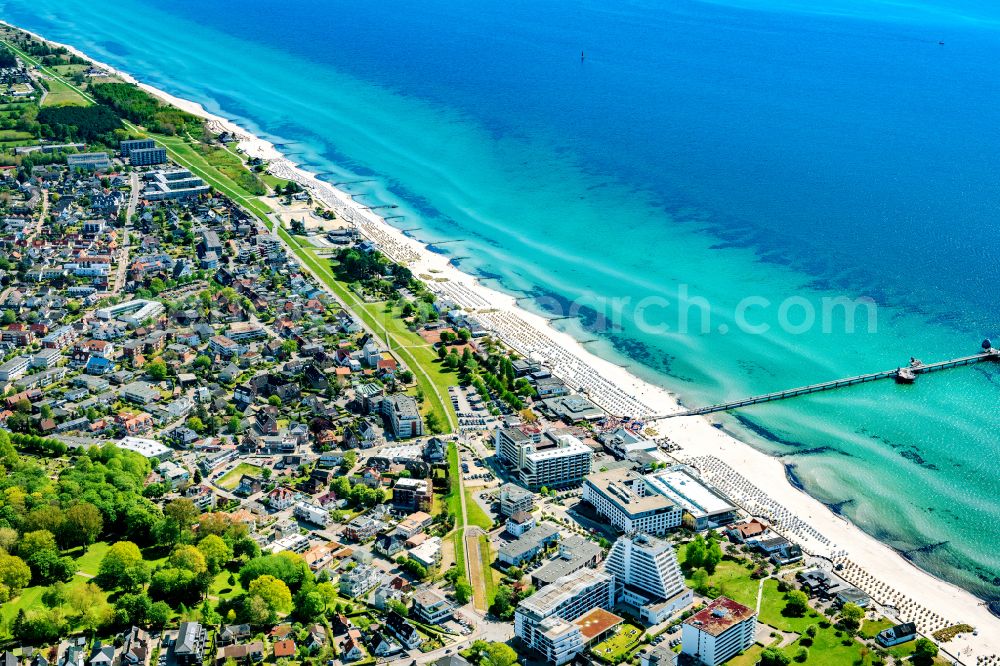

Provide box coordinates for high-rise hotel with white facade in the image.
[605,533,693,624]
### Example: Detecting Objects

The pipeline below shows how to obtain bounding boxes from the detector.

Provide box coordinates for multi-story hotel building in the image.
[495,426,592,490]
[515,568,614,665]
[681,597,756,666]
[605,533,693,624]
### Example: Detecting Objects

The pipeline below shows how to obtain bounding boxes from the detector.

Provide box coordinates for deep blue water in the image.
[6,0,1000,599]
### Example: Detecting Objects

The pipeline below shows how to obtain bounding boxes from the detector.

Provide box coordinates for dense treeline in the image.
[90,82,199,135]
[0,46,17,69]
[37,104,122,141]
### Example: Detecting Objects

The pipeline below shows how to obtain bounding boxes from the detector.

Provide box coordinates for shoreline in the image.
[11,23,998,657]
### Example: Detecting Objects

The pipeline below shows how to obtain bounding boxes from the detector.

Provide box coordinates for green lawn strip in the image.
[478,534,497,607]
[218,462,263,489]
[680,558,759,608]
[726,645,765,666]
[452,531,466,581]
[779,623,869,664]
[464,488,493,530]
[757,578,823,633]
[445,442,463,525]
[859,617,894,639]
[210,569,245,599]
[70,540,111,575]
[41,77,89,106]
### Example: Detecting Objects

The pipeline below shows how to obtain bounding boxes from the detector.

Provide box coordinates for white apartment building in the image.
[339,563,383,598]
[294,502,329,526]
[681,597,757,666]
[495,426,592,490]
[605,533,693,624]
[583,468,683,536]
[515,568,614,665]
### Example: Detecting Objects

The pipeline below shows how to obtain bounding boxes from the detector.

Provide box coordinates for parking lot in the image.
[449,385,498,432]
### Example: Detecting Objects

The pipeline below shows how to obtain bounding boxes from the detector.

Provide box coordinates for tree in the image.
[164,498,200,539]
[912,638,938,666]
[97,541,149,592]
[490,585,516,620]
[293,586,325,621]
[146,359,168,381]
[64,502,104,547]
[691,568,710,595]
[481,643,517,666]
[759,648,791,666]
[169,545,208,575]
[147,601,171,628]
[839,602,864,631]
[684,535,706,570]
[268,395,282,407]
[0,552,32,602]
[67,581,112,633]
[703,539,723,575]
[193,354,212,370]
[454,578,473,604]
[18,530,59,561]
[114,592,152,626]
[247,574,292,619]
[1,309,15,325]
[197,534,232,574]
[784,590,810,617]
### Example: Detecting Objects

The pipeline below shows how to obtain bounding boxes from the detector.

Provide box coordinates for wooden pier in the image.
[660,347,1000,418]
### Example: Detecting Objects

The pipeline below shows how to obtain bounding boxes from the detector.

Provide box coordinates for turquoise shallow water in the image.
[5,0,1000,601]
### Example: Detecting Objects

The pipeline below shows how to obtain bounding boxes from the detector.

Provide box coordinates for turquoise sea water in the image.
[6,0,1000,601]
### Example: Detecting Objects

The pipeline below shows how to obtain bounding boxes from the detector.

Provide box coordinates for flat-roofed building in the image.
[119,436,173,461]
[605,533,692,624]
[67,152,111,170]
[379,394,423,438]
[532,535,604,588]
[583,468,682,536]
[584,465,737,535]
[129,146,167,166]
[681,597,756,666]
[391,477,432,513]
[120,139,156,156]
[500,482,535,517]
[411,589,454,624]
[515,567,615,665]
[495,426,592,490]
[498,523,560,567]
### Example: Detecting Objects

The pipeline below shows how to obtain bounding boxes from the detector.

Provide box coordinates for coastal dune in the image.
[24,25,1000,659]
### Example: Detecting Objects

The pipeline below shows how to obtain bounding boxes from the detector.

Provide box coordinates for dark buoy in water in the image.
[581,50,585,61]
[938,40,945,45]
[983,338,992,351]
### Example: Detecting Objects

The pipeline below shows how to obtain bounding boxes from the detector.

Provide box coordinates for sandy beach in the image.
[14,23,998,660]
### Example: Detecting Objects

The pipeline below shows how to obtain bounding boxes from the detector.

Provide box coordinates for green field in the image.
[591,623,644,663]
[757,579,824,633]
[217,462,263,490]
[681,557,759,608]
[0,129,34,141]
[478,534,498,606]
[464,488,493,530]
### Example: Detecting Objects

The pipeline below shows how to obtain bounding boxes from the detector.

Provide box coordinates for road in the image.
[112,171,140,294]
